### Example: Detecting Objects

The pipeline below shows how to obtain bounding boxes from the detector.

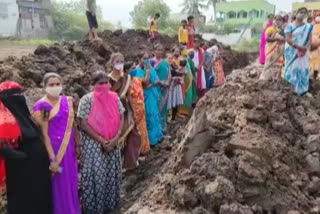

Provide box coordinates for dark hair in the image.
[297,7,308,14]
[124,61,134,73]
[194,38,200,44]
[181,19,187,24]
[187,16,194,21]
[291,15,296,21]
[154,43,164,50]
[136,52,149,64]
[308,16,313,21]
[92,71,108,85]
[155,13,160,18]
[171,46,180,53]
[179,59,187,67]
[267,14,274,19]
[274,15,283,20]
[43,72,62,86]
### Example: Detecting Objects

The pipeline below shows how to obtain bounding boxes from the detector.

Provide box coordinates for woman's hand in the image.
[49,161,60,174]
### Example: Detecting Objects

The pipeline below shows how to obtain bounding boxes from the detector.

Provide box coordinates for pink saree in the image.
[260,21,274,65]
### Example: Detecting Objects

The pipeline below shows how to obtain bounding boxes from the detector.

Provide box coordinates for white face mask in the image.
[46,86,62,98]
[114,63,124,71]
[316,16,320,23]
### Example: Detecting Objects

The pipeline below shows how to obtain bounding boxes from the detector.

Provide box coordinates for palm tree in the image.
[207,0,226,21]
[180,0,206,17]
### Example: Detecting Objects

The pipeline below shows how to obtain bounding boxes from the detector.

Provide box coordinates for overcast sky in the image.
[94,0,304,27]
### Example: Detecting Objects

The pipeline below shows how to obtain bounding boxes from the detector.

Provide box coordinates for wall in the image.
[216,0,275,26]
[0,0,19,37]
[17,0,53,38]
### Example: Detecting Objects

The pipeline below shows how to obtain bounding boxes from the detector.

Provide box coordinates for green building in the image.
[216,0,275,26]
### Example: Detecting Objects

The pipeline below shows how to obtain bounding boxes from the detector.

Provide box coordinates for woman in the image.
[260,14,275,65]
[187,50,199,104]
[133,52,164,146]
[310,14,320,79]
[260,15,285,81]
[209,46,225,86]
[152,44,171,132]
[108,53,142,169]
[203,46,214,91]
[33,73,81,214]
[179,49,194,116]
[284,7,313,95]
[77,71,124,214]
[0,81,52,214]
[125,62,151,154]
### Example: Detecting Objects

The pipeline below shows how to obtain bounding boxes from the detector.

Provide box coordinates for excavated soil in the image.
[123,65,320,214]
[0,29,251,100]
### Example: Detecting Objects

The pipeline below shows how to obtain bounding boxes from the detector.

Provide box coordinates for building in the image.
[0,0,53,38]
[293,0,320,19]
[216,0,275,26]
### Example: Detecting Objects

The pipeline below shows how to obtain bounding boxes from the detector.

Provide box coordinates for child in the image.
[167,54,186,121]
[149,13,160,41]
[178,20,189,47]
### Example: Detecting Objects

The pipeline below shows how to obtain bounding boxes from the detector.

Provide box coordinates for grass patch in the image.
[233,38,260,53]
[0,38,56,46]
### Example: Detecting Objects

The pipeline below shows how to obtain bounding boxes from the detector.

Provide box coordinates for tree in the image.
[180,0,206,17]
[50,0,114,40]
[206,0,226,21]
[130,0,171,30]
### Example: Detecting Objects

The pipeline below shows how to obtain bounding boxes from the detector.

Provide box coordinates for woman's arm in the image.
[286,32,306,51]
[104,113,124,151]
[142,66,151,87]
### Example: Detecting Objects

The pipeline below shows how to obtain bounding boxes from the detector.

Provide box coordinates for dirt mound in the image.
[0,30,251,97]
[124,65,320,214]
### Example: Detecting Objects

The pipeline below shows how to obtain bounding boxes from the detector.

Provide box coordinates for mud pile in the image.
[124,65,320,214]
[0,30,250,101]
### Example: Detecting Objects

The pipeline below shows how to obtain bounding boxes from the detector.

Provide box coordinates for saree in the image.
[33,96,81,214]
[135,67,163,145]
[260,26,285,81]
[193,48,206,93]
[214,58,226,86]
[187,58,198,103]
[284,23,313,95]
[179,60,194,115]
[260,21,274,64]
[109,74,142,170]
[153,58,170,131]
[129,77,150,154]
[310,23,320,78]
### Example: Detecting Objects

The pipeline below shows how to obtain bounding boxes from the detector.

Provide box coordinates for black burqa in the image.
[0,89,53,214]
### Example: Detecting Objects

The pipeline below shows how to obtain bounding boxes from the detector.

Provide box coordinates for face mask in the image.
[114,63,124,71]
[46,86,62,98]
[316,16,320,23]
[189,53,195,59]
[296,13,306,20]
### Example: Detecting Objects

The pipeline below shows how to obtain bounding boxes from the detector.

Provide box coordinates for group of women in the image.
[259,7,320,96]
[0,39,225,214]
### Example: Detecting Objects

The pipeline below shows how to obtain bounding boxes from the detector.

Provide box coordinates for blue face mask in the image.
[189,53,195,59]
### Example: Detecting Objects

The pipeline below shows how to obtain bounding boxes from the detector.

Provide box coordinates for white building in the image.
[0,0,19,37]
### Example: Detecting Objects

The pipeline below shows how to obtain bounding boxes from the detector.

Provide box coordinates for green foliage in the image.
[50,0,114,41]
[130,0,171,30]
[203,23,239,35]
[180,0,206,17]
[233,38,260,52]
[0,38,55,46]
[206,0,226,20]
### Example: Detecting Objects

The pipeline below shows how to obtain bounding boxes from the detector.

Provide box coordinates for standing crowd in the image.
[259,7,320,95]
[0,13,225,214]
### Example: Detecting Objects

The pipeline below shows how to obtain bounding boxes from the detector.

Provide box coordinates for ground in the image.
[0,44,36,61]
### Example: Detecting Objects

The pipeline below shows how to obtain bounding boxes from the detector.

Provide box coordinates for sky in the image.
[95,0,304,27]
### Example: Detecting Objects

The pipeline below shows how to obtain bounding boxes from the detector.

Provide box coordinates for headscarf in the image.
[88,84,121,140]
[182,49,189,57]
[0,81,23,148]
